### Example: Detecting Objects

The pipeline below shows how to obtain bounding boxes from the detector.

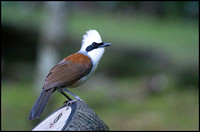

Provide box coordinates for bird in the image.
[29,30,111,120]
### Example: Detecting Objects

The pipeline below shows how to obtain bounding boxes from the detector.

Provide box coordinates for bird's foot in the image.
[63,98,85,106]
[66,99,79,106]
[63,100,70,105]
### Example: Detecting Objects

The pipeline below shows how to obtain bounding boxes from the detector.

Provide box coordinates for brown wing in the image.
[43,53,92,90]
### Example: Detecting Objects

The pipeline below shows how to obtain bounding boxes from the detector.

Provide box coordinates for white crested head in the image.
[79,30,105,66]
[80,30,102,51]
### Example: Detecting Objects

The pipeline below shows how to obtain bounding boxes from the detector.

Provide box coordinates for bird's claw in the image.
[63,98,85,106]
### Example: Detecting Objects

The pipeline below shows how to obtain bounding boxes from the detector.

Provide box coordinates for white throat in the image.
[79,30,105,66]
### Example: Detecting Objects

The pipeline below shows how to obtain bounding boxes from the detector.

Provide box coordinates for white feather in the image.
[79,30,105,66]
[77,30,106,84]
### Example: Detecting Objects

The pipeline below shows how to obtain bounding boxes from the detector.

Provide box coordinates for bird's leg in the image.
[63,88,85,103]
[57,88,72,101]
[63,88,82,100]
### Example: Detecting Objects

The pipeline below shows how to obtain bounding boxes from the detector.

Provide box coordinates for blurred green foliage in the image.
[1,1,199,131]
[1,77,198,130]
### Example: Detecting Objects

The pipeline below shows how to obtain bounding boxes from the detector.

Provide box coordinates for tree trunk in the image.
[32,100,109,131]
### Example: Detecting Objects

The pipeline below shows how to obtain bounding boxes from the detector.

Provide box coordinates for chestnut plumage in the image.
[44,53,93,90]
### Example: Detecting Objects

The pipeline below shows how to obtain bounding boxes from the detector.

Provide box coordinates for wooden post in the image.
[32,100,109,131]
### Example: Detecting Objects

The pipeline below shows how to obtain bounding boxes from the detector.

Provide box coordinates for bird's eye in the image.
[92,42,98,47]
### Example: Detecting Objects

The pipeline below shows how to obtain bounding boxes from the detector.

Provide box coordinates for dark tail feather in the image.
[29,88,54,120]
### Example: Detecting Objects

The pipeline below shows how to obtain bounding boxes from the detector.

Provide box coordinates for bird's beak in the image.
[102,43,111,47]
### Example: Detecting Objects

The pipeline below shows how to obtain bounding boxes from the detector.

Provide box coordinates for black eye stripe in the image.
[86,42,104,52]
[86,45,94,52]
[97,42,103,46]
[92,42,103,46]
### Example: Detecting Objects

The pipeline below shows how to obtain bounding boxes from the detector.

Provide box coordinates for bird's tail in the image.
[29,88,54,120]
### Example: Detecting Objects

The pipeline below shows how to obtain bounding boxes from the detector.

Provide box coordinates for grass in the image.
[1,77,199,130]
[1,82,34,130]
